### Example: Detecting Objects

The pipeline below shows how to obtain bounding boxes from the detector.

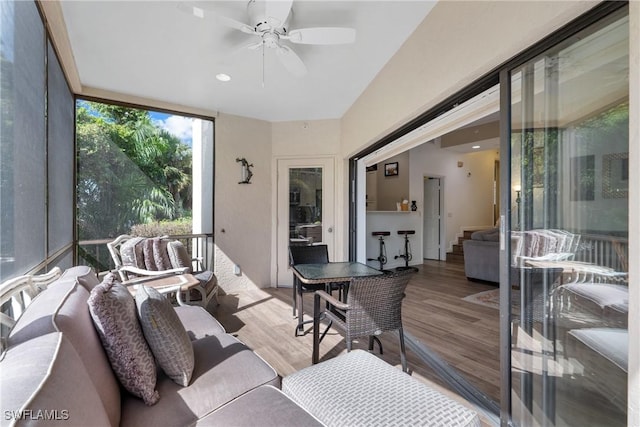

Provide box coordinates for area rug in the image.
[462,289,501,310]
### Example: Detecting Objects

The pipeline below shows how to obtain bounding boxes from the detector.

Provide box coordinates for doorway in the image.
[276,157,335,287]
[423,176,442,260]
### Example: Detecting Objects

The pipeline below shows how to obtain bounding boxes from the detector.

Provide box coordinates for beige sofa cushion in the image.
[7,266,121,426]
[121,333,280,427]
[197,386,324,427]
[0,333,111,427]
[173,305,226,340]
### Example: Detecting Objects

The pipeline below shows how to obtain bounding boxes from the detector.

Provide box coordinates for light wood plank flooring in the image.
[213,259,499,423]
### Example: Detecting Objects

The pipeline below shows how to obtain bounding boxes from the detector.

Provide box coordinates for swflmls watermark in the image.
[4,409,69,421]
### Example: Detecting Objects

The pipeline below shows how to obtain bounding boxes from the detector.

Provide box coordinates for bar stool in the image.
[367,231,390,271]
[395,230,417,271]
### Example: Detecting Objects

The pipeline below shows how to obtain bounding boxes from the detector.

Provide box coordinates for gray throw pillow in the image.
[136,285,195,387]
[152,237,173,270]
[167,240,193,272]
[88,274,160,405]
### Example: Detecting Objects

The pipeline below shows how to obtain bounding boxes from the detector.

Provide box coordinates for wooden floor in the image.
[213,259,499,424]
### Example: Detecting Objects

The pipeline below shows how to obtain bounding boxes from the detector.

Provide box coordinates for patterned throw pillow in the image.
[135,285,195,387]
[152,238,173,271]
[87,274,160,405]
[167,240,193,272]
[120,236,144,268]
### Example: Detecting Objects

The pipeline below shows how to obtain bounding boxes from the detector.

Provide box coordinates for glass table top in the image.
[292,262,383,283]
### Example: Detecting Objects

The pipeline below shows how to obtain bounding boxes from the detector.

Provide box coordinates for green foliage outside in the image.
[130,218,193,238]
[76,102,193,240]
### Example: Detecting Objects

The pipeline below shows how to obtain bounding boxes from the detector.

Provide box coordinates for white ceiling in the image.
[60,1,437,122]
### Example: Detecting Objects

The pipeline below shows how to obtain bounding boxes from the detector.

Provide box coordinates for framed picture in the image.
[384,162,399,177]
[602,152,629,199]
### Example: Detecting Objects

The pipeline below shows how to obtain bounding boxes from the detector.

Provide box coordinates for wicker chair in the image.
[107,235,218,308]
[312,270,413,373]
[289,245,330,336]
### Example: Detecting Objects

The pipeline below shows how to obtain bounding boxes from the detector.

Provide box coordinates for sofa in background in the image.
[462,228,500,283]
[0,266,321,427]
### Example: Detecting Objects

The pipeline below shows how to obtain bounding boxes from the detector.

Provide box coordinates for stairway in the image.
[446,230,475,263]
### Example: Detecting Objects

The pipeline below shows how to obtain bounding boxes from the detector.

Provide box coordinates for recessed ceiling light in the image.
[216,73,231,82]
[472,145,480,149]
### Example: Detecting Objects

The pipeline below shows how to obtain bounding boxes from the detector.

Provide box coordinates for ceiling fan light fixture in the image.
[216,73,232,82]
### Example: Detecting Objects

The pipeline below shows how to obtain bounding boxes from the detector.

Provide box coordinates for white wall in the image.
[374,152,410,211]
[214,113,272,291]
[272,119,340,156]
[409,143,498,253]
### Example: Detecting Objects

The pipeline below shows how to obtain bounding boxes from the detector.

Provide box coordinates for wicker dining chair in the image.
[312,269,413,373]
[289,245,331,336]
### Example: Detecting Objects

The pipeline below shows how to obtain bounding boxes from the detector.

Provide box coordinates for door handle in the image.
[328,227,333,233]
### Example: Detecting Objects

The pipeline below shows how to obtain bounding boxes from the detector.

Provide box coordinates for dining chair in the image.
[312,269,414,373]
[289,244,330,336]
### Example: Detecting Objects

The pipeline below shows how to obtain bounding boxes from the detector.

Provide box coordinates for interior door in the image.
[423,177,441,260]
[276,158,335,287]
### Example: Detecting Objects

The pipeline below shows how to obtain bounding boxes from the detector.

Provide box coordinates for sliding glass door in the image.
[505,8,629,426]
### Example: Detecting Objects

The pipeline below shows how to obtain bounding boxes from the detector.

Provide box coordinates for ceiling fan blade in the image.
[275,45,307,77]
[285,27,356,45]
[217,15,257,35]
[265,0,293,28]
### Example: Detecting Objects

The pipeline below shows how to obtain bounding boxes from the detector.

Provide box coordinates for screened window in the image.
[76,101,214,271]
[1,0,46,280]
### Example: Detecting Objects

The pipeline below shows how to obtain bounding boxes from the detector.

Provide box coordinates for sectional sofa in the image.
[0,266,322,426]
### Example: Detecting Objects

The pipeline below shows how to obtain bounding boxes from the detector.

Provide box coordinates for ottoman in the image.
[282,350,480,427]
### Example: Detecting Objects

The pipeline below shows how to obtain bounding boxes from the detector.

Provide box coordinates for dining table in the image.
[291,261,383,335]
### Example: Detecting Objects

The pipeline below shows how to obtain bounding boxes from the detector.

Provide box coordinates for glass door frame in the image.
[275,156,336,287]
[498,3,630,425]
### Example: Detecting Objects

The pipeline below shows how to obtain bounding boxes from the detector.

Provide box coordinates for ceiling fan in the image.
[182,0,356,78]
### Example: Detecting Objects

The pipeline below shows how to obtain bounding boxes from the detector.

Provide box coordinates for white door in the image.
[276,158,335,287]
[423,177,441,260]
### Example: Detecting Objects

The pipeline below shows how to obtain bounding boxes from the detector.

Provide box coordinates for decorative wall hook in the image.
[236,157,253,184]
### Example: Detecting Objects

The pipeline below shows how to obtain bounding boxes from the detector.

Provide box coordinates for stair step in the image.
[446,253,465,263]
[452,244,464,254]
[463,230,475,239]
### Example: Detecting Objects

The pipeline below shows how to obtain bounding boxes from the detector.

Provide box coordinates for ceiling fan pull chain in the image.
[262,42,265,88]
